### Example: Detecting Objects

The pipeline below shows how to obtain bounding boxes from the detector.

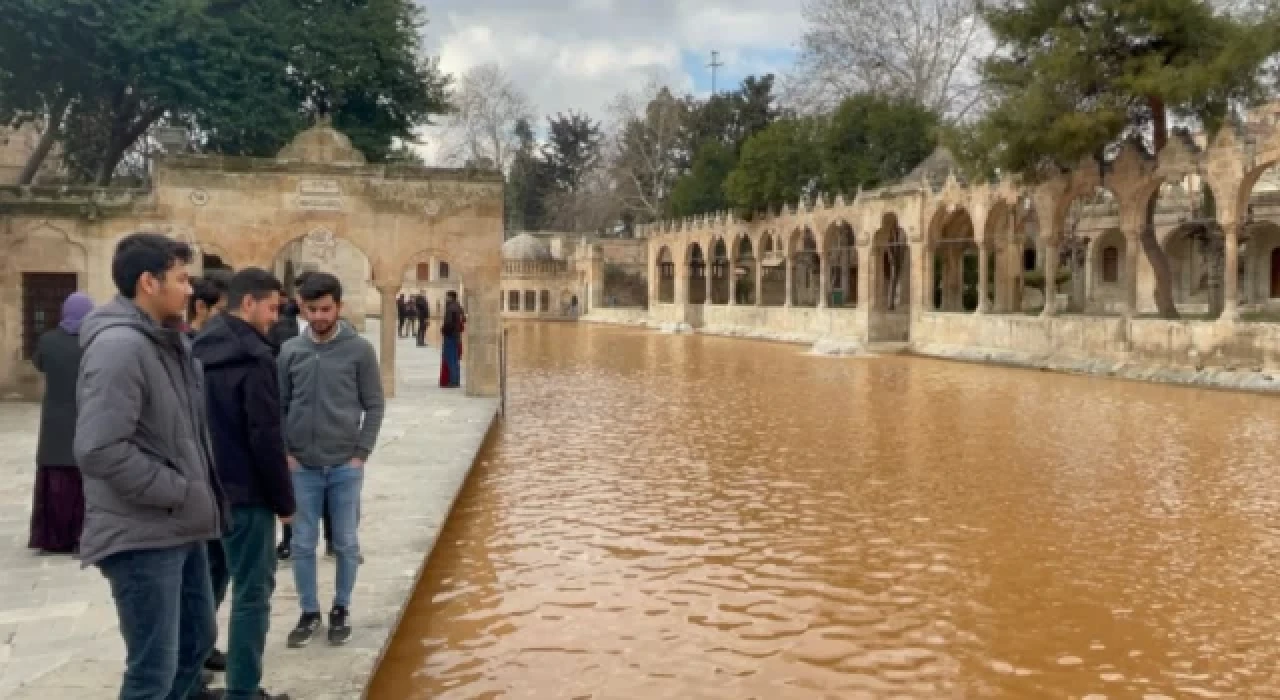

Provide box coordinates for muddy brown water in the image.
[369,322,1280,699]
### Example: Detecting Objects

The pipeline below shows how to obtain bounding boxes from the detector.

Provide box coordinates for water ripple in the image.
[371,323,1280,699]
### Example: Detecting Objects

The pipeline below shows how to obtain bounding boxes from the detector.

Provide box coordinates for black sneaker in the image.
[203,647,227,672]
[276,543,291,560]
[286,612,322,648]
[328,606,352,646]
[255,691,291,700]
[192,686,224,700]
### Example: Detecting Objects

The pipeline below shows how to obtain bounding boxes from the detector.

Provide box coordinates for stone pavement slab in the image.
[0,331,498,699]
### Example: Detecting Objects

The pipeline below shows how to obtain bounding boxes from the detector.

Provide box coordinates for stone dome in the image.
[277,117,367,165]
[502,233,555,261]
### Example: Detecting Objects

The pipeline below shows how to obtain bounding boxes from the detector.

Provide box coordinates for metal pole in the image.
[708,50,724,95]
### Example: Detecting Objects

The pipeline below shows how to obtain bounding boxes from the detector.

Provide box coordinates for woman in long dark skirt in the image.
[28,292,93,554]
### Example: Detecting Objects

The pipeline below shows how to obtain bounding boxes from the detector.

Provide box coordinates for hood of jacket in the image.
[81,296,186,354]
[296,317,360,349]
[193,313,273,370]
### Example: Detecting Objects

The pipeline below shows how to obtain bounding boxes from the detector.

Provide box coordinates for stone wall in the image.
[911,311,1280,371]
[0,124,505,399]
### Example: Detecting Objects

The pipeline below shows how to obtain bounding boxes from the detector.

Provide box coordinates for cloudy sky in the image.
[415,0,807,161]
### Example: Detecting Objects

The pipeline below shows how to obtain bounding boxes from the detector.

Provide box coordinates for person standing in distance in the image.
[193,268,296,700]
[75,233,227,700]
[278,272,385,647]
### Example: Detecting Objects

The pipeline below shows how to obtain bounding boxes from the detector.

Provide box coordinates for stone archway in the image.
[271,227,374,331]
[868,213,911,342]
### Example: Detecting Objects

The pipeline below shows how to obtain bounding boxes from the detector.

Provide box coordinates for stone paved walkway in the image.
[0,329,498,699]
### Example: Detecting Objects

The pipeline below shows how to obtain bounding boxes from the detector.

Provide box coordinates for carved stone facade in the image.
[0,123,503,399]
[636,115,1280,372]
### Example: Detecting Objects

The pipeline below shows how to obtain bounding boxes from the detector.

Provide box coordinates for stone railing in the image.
[503,259,570,277]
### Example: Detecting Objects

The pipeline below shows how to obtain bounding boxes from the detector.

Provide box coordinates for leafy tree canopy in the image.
[724,117,826,218]
[971,0,1280,175]
[824,94,938,194]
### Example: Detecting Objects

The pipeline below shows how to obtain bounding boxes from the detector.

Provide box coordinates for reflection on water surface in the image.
[370,322,1280,699]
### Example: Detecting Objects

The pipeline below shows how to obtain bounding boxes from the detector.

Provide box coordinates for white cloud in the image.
[413,0,804,163]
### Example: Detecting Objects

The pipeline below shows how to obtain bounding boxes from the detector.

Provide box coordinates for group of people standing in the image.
[23,232,430,699]
[396,291,466,388]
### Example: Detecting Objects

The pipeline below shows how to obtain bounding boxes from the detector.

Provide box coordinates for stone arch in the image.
[928,206,978,312]
[686,241,707,305]
[1244,221,1280,305]
[788,226,820,307]
[758,231,785,306]
[1087,228,1127,312]
[271,227,376,331]
[710,236,731,304]
[868,213,911,340]
[1147,178,1224,315]
[823,220,858,308]
[982,199,1019,313]
[655,245,675,304]
[1049,185,1120,313]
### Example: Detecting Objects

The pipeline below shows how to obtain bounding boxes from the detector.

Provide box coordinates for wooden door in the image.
[22,272,78,359]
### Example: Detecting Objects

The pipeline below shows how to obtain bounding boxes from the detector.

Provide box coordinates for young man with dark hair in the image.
[270,270,335,560]
[278,272,385,647]
[187,275,228,337]
[193,268,295,700]
[76,232,227,699]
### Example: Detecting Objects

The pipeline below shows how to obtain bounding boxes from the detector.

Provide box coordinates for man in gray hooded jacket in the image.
[76,233,227,700]
[278,272,384,649]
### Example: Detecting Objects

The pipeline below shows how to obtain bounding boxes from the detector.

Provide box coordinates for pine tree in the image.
[971,0,1279,317]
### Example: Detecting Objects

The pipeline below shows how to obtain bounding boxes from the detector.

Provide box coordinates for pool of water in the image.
[370,322,1280,698]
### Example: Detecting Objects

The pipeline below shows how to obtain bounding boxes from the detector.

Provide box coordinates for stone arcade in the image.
[0,123,503,399]
[631,115,1280,373]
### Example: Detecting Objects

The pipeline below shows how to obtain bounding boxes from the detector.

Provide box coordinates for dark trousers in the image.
[209,539,228,610]
[211,507,277,700]
[442,335,461,387]
[397,315,408,337]
[416,316,429,346]
[98,542,216,700]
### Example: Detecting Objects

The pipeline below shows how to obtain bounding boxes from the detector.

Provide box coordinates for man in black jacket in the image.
[193,268,295,700]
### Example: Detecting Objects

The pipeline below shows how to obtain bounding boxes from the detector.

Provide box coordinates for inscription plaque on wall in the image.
[296,179,343,211]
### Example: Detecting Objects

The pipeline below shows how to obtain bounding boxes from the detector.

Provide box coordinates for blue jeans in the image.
[98,543,216,700]
[291,464,363,613]
[219,507,278,699]
[442,335,461,387]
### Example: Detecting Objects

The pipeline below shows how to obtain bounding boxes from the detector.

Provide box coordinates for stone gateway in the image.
[0,123,504,399]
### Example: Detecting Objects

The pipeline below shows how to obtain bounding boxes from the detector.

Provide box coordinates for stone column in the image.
[728,268,738,306]
[784,257,793,307]
[1041,241,1060,317]
[1122,233,1140,317]
[1223,222,1241,321]
[754,262,763,306]
[977,244,990,313]
[376,284,399,398]
[817,254,829,308]
[704,265,712,305]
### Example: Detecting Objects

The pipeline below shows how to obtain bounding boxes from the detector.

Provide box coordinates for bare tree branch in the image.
[783,0,992,120]
[438,63,533,171]
[605,75,685,222]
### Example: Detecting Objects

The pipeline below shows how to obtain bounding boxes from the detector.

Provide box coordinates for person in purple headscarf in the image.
[28,291,94,554]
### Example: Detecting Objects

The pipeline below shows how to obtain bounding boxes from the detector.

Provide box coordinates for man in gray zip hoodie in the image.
[277,272,385,648]
[76,233,227,700]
